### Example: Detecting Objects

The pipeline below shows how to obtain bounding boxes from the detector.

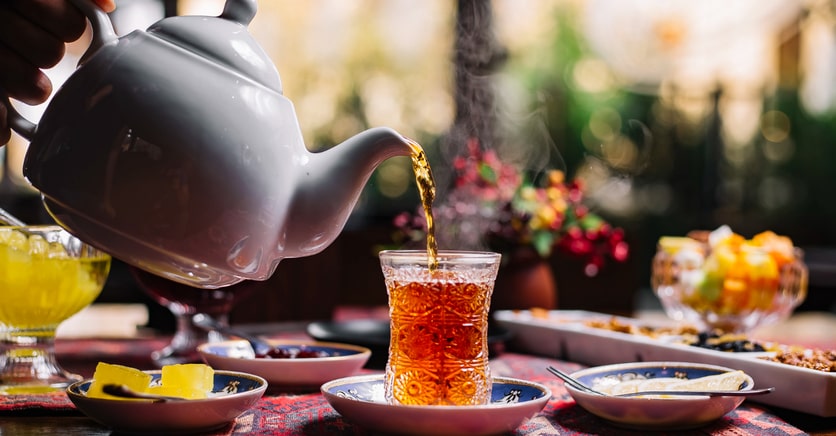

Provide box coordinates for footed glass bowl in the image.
[651,237,808,333]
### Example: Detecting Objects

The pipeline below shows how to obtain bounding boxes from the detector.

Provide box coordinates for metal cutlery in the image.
[547,366,774,398]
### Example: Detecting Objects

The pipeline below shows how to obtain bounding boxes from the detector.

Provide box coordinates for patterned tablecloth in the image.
[1,332,831,435]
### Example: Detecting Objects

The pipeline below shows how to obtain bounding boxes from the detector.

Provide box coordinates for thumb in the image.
[91,0,117,13]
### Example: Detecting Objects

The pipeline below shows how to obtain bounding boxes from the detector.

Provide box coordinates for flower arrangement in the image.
[393,138,629,277]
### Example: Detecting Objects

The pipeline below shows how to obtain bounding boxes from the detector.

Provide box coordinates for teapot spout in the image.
[286,127,415,255]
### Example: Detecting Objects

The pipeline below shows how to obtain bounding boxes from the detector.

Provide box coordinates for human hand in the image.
[0,0,116,145]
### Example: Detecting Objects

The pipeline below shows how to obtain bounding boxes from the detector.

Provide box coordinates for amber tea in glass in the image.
[379,250,501,406]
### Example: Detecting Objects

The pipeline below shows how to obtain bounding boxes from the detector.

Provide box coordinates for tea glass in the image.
[379,250,501,406]
[130,268,259,366]
[652,242,808,333]
[0,225,111,393]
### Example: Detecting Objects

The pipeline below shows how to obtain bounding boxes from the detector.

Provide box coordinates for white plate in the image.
[66,370,266,434]
[494,309,836,417]
[198,339,370,388]
[322,375,550,436]
[566,361,753,430]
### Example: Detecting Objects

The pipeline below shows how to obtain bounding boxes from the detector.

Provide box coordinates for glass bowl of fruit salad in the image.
[652,226,808,333]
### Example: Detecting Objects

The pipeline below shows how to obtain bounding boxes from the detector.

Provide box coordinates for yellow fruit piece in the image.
[741,245,779,280]
[658,237,701,254]
[147,363,214,399]
[752,231,796,267]
[711,245,738,272]
[87,362,152,400]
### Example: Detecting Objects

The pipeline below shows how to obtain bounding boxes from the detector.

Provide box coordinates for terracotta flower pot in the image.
[491,249,557,311]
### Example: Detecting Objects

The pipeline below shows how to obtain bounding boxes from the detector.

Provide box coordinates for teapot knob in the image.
[221,0,257,25]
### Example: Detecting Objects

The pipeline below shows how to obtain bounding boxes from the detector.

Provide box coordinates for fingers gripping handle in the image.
[3,0,117,141]
[68,0,118,63]
[3,91,36,141]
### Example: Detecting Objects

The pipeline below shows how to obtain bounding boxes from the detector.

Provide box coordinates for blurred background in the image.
[2,0,835,330]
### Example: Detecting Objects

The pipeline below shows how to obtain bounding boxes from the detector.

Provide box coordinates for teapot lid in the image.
[147,0,282,93]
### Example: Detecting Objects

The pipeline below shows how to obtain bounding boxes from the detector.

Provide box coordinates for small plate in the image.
[67,370,266,434]
[198,340,371,388]
[566,361,755,430]
[322,374,550,436]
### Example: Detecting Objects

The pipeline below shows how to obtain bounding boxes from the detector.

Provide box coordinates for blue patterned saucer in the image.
[322,375,550,436]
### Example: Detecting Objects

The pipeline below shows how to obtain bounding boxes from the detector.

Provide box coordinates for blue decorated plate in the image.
[567,361,755,430]
[322,375,550,436]
[67,370,266,434]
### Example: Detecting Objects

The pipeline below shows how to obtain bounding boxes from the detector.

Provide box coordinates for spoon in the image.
[546,366,775,398]
[101,384,186,402]
[0,207,26,226]
[614,388,775,398]
[192,313,273,356]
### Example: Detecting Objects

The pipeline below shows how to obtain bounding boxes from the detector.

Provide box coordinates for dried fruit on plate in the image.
[147,363,214,399]
[86,362,214,400]
[86,362,152,400]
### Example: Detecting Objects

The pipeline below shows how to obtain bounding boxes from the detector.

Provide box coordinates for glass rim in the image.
[655,241,805,258]
[0,225,111,258]
[379,249,501,262]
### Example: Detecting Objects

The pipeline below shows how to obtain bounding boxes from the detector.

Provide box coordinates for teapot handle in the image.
[68,0,119,61]
[3,0,118,141]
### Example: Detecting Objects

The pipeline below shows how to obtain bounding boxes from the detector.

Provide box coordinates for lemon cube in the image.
[87,362,152,400]
[147,363,214,399]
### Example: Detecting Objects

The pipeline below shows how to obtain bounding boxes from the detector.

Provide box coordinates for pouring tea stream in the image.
[4,0,429,288]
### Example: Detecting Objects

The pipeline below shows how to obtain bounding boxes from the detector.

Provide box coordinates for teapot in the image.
[3,0,416,288]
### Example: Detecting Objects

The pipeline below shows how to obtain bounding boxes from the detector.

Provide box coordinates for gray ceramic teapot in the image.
[4,0,415,287]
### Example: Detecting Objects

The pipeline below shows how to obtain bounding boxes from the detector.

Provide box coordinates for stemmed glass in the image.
[0,225,111,393]
[129,268,260,366]
[652,238,807,333]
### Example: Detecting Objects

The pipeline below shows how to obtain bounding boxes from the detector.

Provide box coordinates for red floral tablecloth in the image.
[0,332,829,435]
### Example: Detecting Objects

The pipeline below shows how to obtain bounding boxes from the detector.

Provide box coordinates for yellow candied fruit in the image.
[87,362,152,400]
[752,231,796,267]
[711,245,739,272]
[741,245,780,281]
[658,236,702,255]
[147,363,214,400]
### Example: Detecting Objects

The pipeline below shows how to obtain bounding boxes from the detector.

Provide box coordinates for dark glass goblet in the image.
[129,268,259,366]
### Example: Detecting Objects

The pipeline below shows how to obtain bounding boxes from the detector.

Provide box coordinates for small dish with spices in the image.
[198,340,371,389]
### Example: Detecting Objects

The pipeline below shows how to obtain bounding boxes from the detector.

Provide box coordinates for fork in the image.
[546,366,775,398]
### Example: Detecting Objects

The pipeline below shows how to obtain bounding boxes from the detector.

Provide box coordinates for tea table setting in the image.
[0,303,834,435]
[0,0,834,434]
